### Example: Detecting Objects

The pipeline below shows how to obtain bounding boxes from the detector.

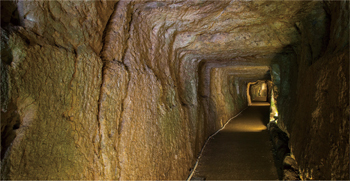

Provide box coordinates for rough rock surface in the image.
[1,0,348,180]
[272,1,349,180]
[249,80,268,102]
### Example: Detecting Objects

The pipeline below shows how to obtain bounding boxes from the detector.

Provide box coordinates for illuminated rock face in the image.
[1,1,348,180]
[249,80,268,102]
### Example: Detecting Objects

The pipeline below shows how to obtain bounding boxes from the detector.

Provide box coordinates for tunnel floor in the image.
[191,106,278,180]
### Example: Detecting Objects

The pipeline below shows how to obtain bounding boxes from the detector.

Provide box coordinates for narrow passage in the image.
[192,106,278,180]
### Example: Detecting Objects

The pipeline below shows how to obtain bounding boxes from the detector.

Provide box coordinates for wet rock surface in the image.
[1,0,348,180]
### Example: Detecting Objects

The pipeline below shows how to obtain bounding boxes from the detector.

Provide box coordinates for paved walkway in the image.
[192,106,278,180]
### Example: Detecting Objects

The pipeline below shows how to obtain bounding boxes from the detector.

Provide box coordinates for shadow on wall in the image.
[266,2,349,176]
[1,1,21,27]
[1,18,21,161]
[266,45,299,180]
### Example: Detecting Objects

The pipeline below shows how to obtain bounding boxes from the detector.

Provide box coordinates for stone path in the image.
[191,106,278,180]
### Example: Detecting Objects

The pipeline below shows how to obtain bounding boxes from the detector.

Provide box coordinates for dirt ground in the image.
[192,106,279,180]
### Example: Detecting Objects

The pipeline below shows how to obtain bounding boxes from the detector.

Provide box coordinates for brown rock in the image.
[1,0,348,180]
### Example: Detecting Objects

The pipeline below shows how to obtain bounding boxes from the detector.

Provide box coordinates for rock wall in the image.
[1,1,115,179]
[0,1,256,179]
[275,1,349,179]
[209,67,244,129]
[1,1,194,179]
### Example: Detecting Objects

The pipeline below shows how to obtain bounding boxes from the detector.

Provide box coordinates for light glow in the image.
[270,90,279,123]
[223,117,267,132]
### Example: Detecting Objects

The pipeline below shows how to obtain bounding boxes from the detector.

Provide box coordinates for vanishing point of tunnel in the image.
[1,1,349,180]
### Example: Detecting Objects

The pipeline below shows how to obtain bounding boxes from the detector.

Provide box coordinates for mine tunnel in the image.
[1,1,349,180]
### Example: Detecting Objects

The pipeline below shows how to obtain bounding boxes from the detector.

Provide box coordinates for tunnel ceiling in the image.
[130,0,322,85]
[12,0,322,77]
[140,0,315,60]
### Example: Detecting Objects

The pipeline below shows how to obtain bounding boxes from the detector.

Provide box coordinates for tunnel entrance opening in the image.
[247,80,271,106]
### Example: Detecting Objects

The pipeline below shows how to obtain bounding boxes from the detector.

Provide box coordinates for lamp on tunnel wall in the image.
[261,82,266,96]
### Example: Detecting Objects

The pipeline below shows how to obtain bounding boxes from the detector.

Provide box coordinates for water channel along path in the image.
[191,106,278,180]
